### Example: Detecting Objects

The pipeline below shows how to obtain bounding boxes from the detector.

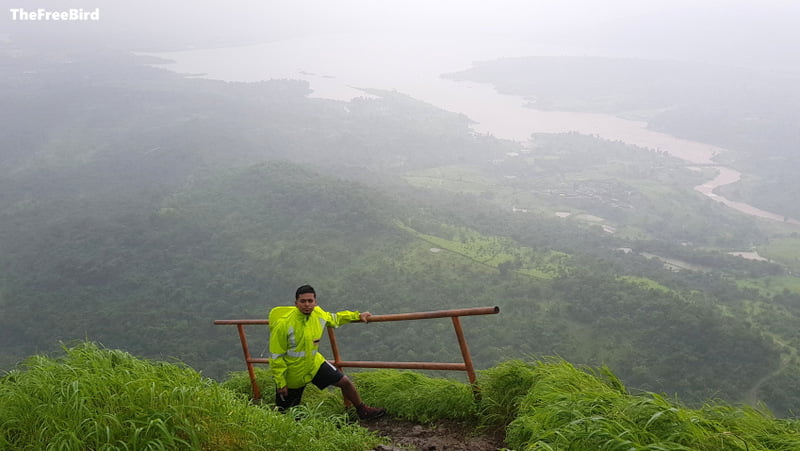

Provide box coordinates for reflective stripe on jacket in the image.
[269,306,360,389]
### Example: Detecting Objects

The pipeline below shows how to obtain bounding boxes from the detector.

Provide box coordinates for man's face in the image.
[295,292,317,315]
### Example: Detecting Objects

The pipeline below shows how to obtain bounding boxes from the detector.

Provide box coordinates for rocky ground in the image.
[364,417,506,451]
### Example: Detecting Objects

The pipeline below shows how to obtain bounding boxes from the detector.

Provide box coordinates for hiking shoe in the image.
[356,404,386,420]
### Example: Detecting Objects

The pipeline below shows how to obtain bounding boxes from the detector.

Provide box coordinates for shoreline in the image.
[147,36,794,225]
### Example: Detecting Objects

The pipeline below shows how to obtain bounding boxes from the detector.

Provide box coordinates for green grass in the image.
[224,358,800,450]
[353,370,477,423]
[0,343,382,450]
[498,359,800,451]
[3,344,800,450]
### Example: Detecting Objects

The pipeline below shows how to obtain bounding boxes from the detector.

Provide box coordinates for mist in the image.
[4,0,800,70]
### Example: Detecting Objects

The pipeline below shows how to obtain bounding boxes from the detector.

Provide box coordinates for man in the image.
[269,284,386,420]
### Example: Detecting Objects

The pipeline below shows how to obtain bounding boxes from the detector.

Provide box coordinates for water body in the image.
[693,166,800,225]
[149,34,793,224]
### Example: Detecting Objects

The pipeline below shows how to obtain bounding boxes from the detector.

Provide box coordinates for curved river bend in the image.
[150,35,795,225]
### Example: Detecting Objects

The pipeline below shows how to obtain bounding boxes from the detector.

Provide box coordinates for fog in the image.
[5,0,800,70]
[5,0,800,216]
[5,0,800,220]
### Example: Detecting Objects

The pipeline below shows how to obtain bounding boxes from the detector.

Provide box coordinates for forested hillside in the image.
[2,46,800,416]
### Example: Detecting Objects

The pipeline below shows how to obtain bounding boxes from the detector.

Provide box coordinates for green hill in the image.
[3,343,799,450]
[0,159,784,408]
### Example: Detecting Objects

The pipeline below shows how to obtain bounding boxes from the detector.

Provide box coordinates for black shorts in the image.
[311,361,345,389]
[275,362,344,411]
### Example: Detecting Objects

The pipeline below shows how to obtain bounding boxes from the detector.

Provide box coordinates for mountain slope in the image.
[0,47,797,414]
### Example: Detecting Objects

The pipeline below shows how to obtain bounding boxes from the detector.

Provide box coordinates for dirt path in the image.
[744,351,793,407]
[364,418,506,450]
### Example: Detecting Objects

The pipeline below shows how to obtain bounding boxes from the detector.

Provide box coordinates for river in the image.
[148,34,795,225]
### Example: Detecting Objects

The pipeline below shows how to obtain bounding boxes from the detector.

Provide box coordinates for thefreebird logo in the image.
[9,7,101,22]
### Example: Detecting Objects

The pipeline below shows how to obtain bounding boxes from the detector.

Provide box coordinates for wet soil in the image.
[363,417,506,451]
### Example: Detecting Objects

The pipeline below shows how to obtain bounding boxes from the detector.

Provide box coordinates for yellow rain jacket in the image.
[269,306,361,389]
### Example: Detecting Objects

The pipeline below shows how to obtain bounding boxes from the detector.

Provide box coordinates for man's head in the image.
[295,284,317,315]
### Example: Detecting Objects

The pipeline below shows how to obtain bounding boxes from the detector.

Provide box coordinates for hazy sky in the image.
[4,0,800,69]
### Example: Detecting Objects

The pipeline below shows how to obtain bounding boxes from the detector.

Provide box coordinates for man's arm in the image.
[322,309,367,328]
[268,321,289,390]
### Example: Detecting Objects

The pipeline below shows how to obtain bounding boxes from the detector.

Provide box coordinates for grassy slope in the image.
[0,343,382,450]
[3,344,799,450]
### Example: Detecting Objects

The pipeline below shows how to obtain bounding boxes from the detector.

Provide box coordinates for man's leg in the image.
[333,375,362,406]
[336,377,385,420]
[313,362,385,420]
[275,387,305,412]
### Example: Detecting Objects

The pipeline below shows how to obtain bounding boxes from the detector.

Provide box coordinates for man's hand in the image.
[277,386,288,398]
[359,312,372,323]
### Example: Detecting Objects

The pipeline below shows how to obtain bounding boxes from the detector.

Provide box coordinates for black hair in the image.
[295,284,316,299]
